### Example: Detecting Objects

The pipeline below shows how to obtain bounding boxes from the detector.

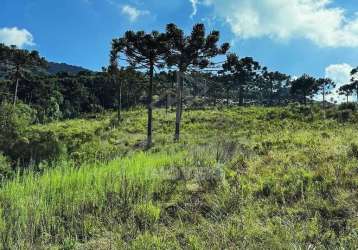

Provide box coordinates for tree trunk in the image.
[166,92,169,114]
[13,77,19,107]
[174,70,183,142]
[239,85,244,106]
[147,61,154,148]
[117,80,122,121]
[322,83,326,119]
[270,82,273,106]
[180,83,184,119]
[226,88,229,107]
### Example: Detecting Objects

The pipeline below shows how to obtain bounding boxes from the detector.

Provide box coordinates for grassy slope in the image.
[1,107,358,249]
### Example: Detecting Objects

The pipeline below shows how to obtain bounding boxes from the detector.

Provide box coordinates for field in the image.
[1,106,358,249]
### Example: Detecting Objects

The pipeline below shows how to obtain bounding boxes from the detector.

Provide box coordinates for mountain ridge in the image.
[47,62,91,75]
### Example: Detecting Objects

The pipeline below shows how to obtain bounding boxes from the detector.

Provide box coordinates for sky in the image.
[1,0,358,102]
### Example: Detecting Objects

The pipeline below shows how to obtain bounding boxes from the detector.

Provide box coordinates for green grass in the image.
[1,106,358,249]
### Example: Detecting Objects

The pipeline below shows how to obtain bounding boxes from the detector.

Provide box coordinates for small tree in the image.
[111,30,169,147]
[290,74,317,105]
[165,23,229,141]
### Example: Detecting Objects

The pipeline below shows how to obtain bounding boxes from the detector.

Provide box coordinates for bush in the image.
[264,109,294,120]
[133,202,161,230]
[7,130,65,168]
[338,102,356,112]
[336,109,352,122]
[0,102,64,168]
[0,153,13,180]
[0,102,36,148]
[189,97,206,110]
[349,143,358,159]
[0,102,35,157]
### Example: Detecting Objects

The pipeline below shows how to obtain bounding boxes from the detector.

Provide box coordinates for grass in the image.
[1,106,358,249]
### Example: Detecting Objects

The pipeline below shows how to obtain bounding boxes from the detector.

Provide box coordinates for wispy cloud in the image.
[189,0,198,18]
[0,27,34,48]
[121,4,150,22]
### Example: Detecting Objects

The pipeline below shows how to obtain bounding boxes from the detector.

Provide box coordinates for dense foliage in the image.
[2,40,356,126]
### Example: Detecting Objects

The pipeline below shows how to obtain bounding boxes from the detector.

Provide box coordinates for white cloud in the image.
[325,63,354,103]
[189,0,199,18]
[121,4,149,22]
[199,0,358,48]
[0,27,34,48]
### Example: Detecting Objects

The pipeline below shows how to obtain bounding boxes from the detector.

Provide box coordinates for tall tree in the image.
[338,84,354,103]
[263,71,289,105]
[0,44,47,106]
[350,67,358,102]
[109,46,123,121]
[290,74,317,105]
[223,54,260,106]
[316,78,335,118]
[111,30,169,147]
[165,23,229,141]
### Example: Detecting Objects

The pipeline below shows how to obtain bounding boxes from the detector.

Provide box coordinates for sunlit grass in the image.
[1,106,358,248]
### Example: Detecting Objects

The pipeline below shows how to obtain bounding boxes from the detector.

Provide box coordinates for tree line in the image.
[1,23,358,147]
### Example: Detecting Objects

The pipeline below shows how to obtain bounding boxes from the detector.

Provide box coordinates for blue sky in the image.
[1,0,358,101]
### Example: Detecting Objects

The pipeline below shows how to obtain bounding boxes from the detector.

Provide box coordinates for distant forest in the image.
[0,23,357,126]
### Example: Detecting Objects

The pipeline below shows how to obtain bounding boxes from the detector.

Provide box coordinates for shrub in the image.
[0,153,13,180]
[0,102,37,165]
[189,97,206,110]
[349,143,358,159]
[133,202,161,230]
[0,102,64,168]
[9,130,65,168]
[337,109,352,122]
[338,102,356,111]
[0,102,35,151]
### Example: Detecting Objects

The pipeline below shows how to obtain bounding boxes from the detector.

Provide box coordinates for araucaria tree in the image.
[316,78,335,114]
[338,84,354,103]
[350,67,358,102]
[290,74,317,105]
[223,54,260,106]
[0,44,47,106]
[111,30,169,147]
[165,23,229,141]
[262,70,289,105]
[108,45,124,121]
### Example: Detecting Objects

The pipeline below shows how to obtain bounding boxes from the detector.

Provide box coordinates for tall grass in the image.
[0,151,185,248]
[1,107,358,249]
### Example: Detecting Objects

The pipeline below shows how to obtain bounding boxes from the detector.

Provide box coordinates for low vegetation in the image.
[0,106,357,249]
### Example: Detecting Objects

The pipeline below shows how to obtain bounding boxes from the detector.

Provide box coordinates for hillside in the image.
[0,107,357,249]
[0,61,90,78]
[47,62,91,75]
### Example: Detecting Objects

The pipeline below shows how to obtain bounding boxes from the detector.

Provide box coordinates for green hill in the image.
[0,107,357,249]
[47,62,91,75]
